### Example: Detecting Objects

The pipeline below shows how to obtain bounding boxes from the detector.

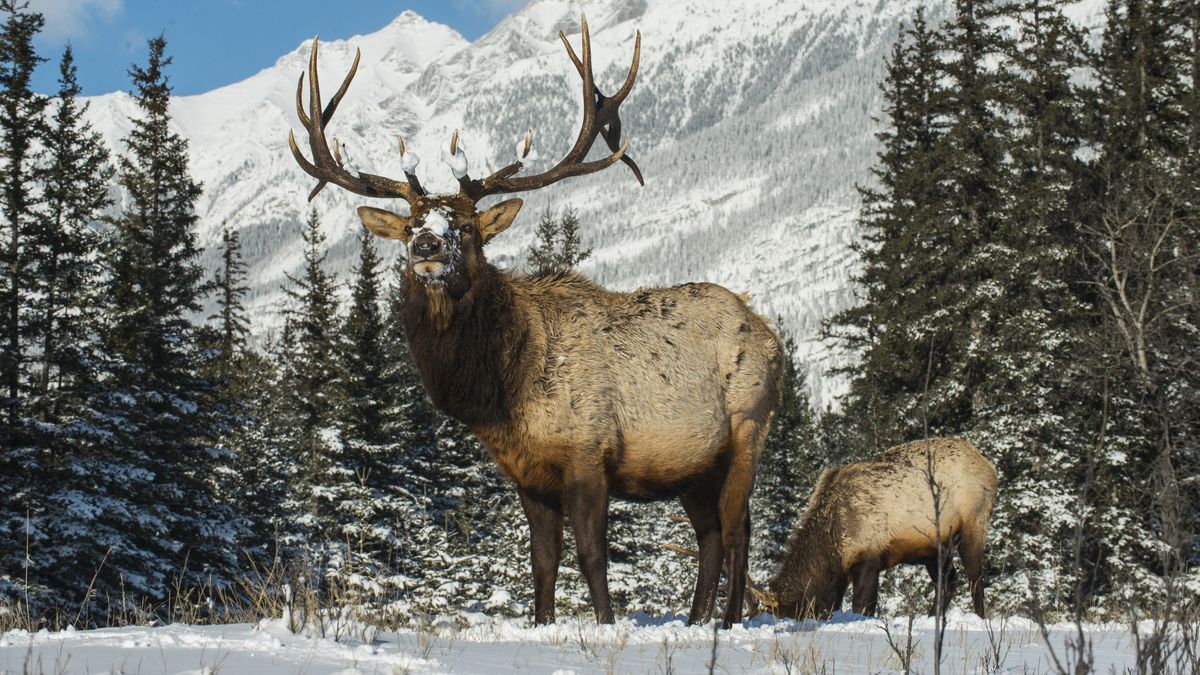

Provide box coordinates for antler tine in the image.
[397,136,426,195]
[611,30,640,104]
[295,73,311,128]
[463,16,643,201]
[288,36,416,203]
[575,15,596,162]
[600,30,644,185]
[322,47,360,127]
[306,37,326,153]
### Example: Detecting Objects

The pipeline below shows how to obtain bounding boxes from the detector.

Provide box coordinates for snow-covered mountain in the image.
[80,0,1104,406]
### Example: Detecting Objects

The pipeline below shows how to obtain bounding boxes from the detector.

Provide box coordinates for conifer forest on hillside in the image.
[0,0,1197,672]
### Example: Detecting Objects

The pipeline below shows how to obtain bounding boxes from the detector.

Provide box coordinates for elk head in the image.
[288,17,643,302]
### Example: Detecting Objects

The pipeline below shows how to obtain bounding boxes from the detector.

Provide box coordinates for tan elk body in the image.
[438,275,782,500]
[767,438,997,619]
[287,19,783,628]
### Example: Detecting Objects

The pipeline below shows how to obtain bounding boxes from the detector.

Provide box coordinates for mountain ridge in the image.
[77,0,1106,406]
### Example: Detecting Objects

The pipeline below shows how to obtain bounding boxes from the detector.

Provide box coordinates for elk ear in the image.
[477,198,523,244]
[357,206,412,242]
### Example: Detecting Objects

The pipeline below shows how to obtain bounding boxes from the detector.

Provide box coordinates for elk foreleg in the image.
[850,557,881,616]
[566,476,614,624]
[518,487,564,625]
[680,482,723,625]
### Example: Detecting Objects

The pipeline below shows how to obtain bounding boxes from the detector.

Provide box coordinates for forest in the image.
[0,0,1195,660]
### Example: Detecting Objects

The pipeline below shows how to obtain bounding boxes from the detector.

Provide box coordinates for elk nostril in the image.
[414,239,442,258]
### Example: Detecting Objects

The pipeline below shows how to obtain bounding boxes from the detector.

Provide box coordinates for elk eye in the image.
[403,225,413,235]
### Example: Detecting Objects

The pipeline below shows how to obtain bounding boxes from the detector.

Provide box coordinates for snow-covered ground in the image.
[2,610,1136,674]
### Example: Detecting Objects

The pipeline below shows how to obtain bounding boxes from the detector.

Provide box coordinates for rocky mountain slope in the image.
[80,0,1103,405]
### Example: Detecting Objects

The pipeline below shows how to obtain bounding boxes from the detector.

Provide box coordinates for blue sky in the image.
[30,0,527,96]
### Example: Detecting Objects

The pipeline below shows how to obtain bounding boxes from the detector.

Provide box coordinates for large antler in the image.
[288,37,424,203]
[456,15,644,202]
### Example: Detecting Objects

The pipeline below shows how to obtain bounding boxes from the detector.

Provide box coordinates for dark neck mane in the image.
[771,516,845,616]
[401,265,527,428]
[770,471,849,617]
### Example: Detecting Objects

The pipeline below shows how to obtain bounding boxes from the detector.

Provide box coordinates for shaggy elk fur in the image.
[764,438,997,619]
[287,19,783,628]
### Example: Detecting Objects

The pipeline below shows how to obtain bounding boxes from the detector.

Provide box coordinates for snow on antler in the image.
[398,136,420,174]
[443,129,469,180]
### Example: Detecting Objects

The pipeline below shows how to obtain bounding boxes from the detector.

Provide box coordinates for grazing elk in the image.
[761,437,997,619]
[287,18,783,628]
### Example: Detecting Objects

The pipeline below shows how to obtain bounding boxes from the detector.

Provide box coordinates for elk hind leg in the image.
[924,548,958,617]
[958,525,987,618]
[518,488,564,625]
[680,480,723,625]
[718,418,767,629]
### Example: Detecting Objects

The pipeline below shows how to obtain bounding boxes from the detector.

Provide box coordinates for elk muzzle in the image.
[411,232,447,277]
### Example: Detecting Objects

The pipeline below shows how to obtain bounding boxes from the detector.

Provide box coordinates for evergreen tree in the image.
[972,0,1098,608]
[826,9,950,450]
[202,224,285,558]
[333,226,415,581]
[828,1,1198,614]
[207,224,250,389]
[528,207,559,275]
[0,1,49,610]
[1082,0,1200,601]
[556,206,589,272]
[0,0,45,428]
[27,44,113,411]
[917,0,1014,433]
[528,205,591,275]
[827,2,1119,612]
[341,228,387,446]
[750,330,818,573]
[277,207,348,545]
[6,44,116,612]
[91,35,237,605]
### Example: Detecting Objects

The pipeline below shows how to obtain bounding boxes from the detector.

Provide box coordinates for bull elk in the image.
[287,18,783,628]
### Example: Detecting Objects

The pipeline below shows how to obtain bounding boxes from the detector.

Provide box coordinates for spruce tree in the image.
[528,205,591,275]
[335,226,417,581]
[8,44,116,612]
[27,43,113,411]
[0,0,46,610]
[208,224,250,389]
[972,0,1097,609]
[555,206,589,272]
[826,2,1113,612]
[341,227,387,446]
[93,35,237,605]
[278,207,349,545]
[0,0,45,427]
[1083,0,1199,602]
[528,207,559,275]
[826,9,950,450]
[203,224,284,558]
[750,331,818,573]
[918,0,1014,433]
